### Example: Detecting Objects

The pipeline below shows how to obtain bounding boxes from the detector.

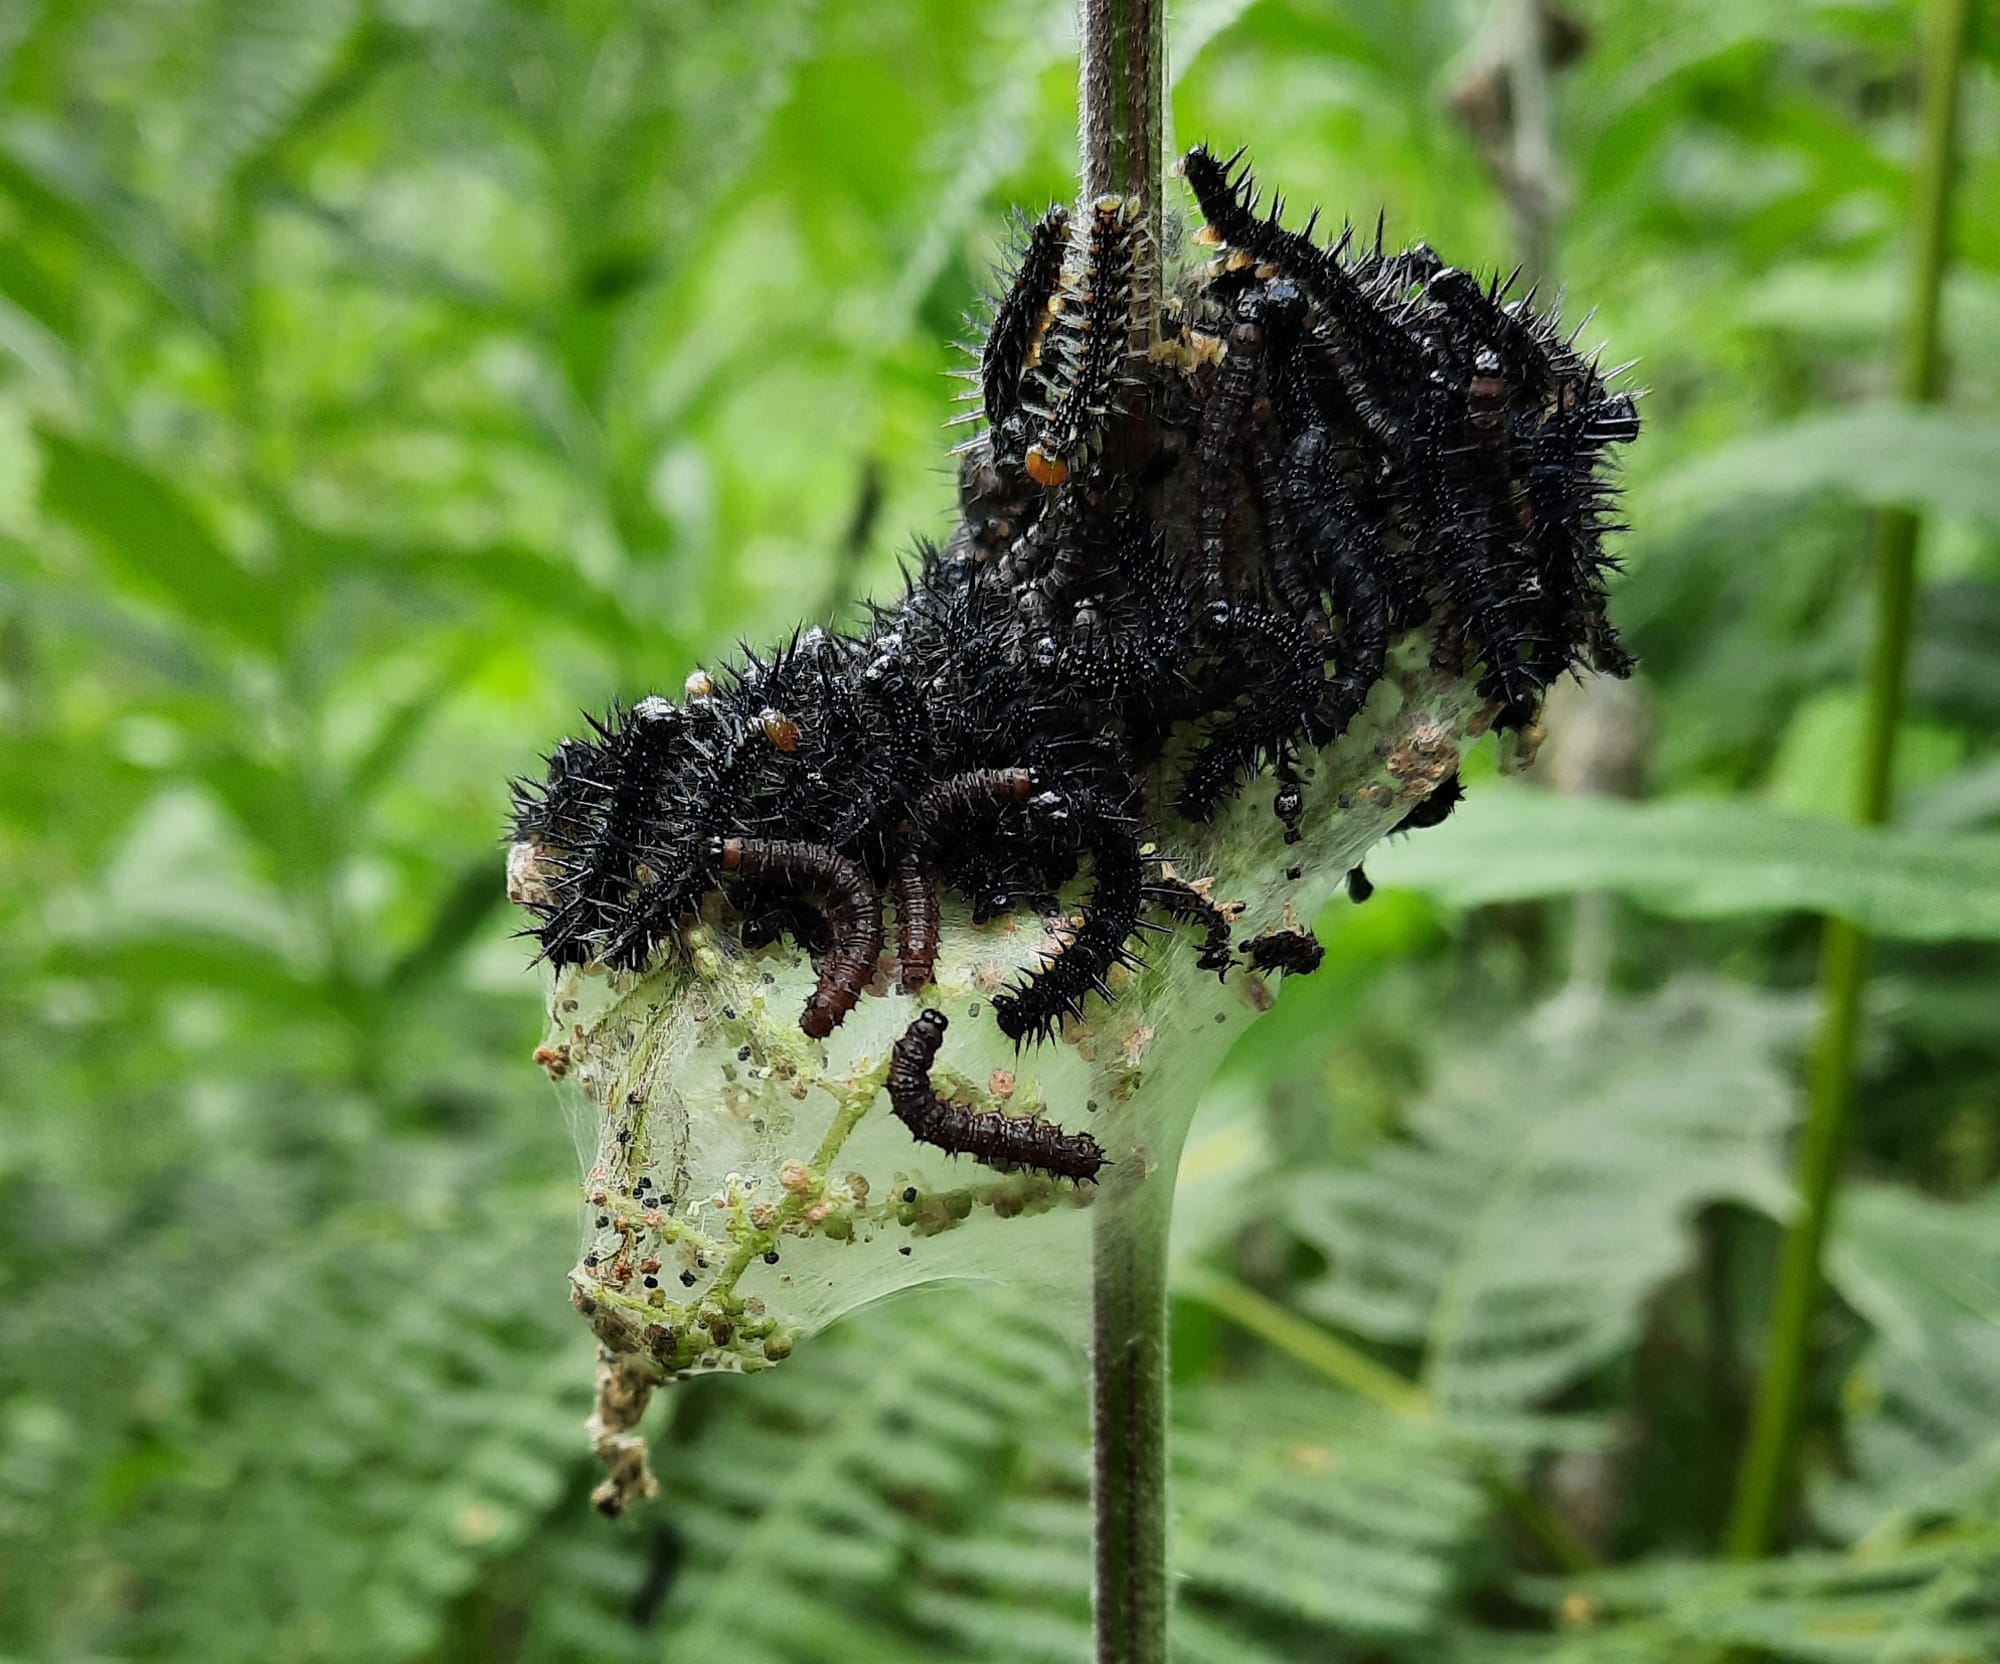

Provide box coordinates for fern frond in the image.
[1442,1531,2000,1662]
[1175,1382,1486,1637]
[1821,1183,2000,1541]
[1289,982,1807,1416]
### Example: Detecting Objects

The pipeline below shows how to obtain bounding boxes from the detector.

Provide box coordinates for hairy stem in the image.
[1078,4,1173,1658]
[1079,0,1166,347]
[1725,0,1975,1560]
[1091,1132,1175,1664]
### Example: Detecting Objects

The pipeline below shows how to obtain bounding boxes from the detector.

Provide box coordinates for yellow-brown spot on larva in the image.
[684,668,715,701]
[1025,446,1070,487]
[1191,224,1223,247]
[988,1069,1015,1100]
[760,709,801,752]
[1226,248,1257,272]
[1255,262,1281,280]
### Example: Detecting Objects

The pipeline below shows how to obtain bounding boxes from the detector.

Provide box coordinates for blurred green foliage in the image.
[2,1,1998,1659]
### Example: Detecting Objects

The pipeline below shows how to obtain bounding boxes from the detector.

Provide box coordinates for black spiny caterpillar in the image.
[510,145,1639,1183]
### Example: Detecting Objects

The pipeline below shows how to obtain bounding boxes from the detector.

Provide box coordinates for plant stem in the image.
[1724,0,1975,1561]
[1091,1145,1175,1664]
[1078,0,1166,346]
[1078,5,1173,1658]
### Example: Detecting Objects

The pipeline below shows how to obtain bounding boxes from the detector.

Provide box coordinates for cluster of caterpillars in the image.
[510,146,1638,1186]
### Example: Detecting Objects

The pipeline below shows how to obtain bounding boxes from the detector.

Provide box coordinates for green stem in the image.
[1725,0,1975,1560]
[1175,1265,1429,1419]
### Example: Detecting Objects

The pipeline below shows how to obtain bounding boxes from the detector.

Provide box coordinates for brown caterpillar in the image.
[718,837,884,1039]
[892,846,940,994]
[886,1009,1105,1183]
[911,767,1034,839]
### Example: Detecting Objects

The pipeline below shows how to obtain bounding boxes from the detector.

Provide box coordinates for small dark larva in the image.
[1396,773,1466,834]
[887,1009,1106,1184]
[981,205,1071,437]
[1148,876,1237,976]
[1024,195,1141,488]
[1242,930,1325,977]
[991,791,1144,1046]
[511,143,1638,1181]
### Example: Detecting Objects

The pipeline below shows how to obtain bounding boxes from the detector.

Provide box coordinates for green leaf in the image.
[0,118,228,337]
[1652,406,2000,528]
[1366,791,2000,941]
[36,430,281,649]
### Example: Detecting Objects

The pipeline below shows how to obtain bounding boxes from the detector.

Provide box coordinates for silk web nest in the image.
[507,145,1637,1512]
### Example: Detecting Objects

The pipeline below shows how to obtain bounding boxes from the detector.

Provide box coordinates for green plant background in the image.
[3,1,1998,1659]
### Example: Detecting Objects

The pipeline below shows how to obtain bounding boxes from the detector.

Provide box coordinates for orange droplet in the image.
[759,708,801,752]
[1025,447,1069,487]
